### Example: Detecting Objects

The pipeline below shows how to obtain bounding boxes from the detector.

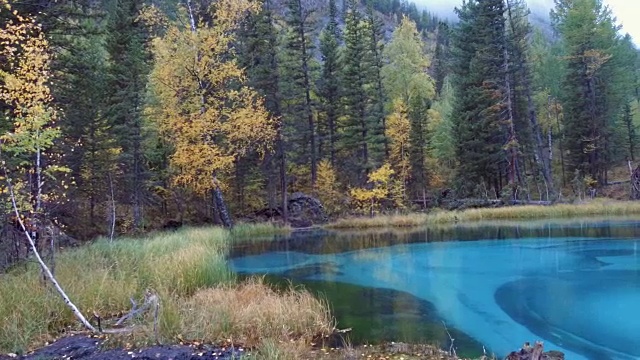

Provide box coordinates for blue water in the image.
[230,220,640,359]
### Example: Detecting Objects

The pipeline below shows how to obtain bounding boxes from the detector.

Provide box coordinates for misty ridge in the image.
[412,0,554,20]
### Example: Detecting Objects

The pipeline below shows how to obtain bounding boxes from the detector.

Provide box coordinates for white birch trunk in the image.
[5,174,97,333]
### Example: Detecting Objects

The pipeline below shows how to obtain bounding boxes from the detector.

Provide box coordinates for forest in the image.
[1,0,639,239]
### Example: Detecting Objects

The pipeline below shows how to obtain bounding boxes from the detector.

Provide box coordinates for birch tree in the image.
[147,0,275,227]
[0,1,96,332]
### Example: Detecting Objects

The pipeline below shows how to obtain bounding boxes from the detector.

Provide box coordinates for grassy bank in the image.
[327,199,640,229]
[0,225,331,355]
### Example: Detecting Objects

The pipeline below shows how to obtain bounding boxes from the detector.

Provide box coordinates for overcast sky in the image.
[413,0,639,45]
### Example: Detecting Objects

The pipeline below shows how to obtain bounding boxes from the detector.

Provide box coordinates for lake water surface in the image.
[230,218,640,359]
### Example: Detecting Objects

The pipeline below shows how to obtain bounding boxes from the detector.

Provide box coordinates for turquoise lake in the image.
[230,218,640,359]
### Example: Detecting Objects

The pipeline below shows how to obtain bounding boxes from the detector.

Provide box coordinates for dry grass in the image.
[327,199,640,230]
[179,278,333,346]
[0,226,330,354]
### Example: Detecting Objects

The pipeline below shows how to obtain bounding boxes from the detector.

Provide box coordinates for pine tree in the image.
[318,0,341,167]
[340,0,371,183]
[505,0,555,199]
[57,35,120,230]
[364,5,387,160]
[622,102,637,161]
[432,21,450,96]
[105,0,149,230]
[281,0,318,185]
[340,0,387,184]
[237,0,287,215]
[551,0,624,183]
[451,0,508,197]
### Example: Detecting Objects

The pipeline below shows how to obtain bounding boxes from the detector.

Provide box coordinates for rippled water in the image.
[230,218,640,359]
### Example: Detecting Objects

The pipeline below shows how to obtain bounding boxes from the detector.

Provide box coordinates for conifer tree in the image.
[364,5,387,159]
[340,0,386,183]
[451,0,508,196]
[58,36,119,229]
[505,0,555,199]
[551,0,624,183]
[237,0,287,215]
[105,0,149,230]
[281,0,318,185]
[318,0,341,166]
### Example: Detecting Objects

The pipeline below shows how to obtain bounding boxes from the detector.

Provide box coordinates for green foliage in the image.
[451,0,508,196]
[339,0,386,184]
[0,226,330,353]
[105,0,150,230]
[317,0,341,165]
[0,5,63,215]
[280,0,318,184]
[2,0,640,229]
[551,0,630,183]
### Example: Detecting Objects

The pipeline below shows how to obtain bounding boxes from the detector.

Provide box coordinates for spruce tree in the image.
[237,0,288,218]
[340,0,371,183]
[551,0,625,183]
[364,5,387,161]
[318,0,341,166]
[281,0,317,185]
[105,0,149,230]
[505,0,555,199]
[451,0,508,196]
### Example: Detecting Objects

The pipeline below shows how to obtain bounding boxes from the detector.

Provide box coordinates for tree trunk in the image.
[279,137,289,224]
[108,174,116,242]
[212,174,233,228]
[5,172,96,333]
[132,107,143,230]
[295,2,316,186]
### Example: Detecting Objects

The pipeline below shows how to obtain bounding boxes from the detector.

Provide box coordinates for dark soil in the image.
[0,335,246,360]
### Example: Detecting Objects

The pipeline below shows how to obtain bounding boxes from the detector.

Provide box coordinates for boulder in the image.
[252,192,328,228]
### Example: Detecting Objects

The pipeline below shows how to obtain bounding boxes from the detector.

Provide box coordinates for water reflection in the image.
[230,217,640,359]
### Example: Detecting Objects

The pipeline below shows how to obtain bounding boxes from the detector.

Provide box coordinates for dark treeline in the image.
[0,0,639,239]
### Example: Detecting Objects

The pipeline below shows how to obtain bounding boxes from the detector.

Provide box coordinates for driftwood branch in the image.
[442,321,456,358]
[115,290,159,327]
[2,165,97,333]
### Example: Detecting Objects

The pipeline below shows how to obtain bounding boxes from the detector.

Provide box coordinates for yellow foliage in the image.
[0,7,62,213]
[350,164,395,215]
[315,160,343,215]
[147,0,275,195]
[385,99,411,205]
[367,163,394,186]
[0,9,60,154]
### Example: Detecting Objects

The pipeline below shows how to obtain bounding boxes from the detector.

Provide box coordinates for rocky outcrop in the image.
[253,192,328,228]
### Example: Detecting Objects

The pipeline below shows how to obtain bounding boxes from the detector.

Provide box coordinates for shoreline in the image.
[0,334,463,360]
[325,199,640,230]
